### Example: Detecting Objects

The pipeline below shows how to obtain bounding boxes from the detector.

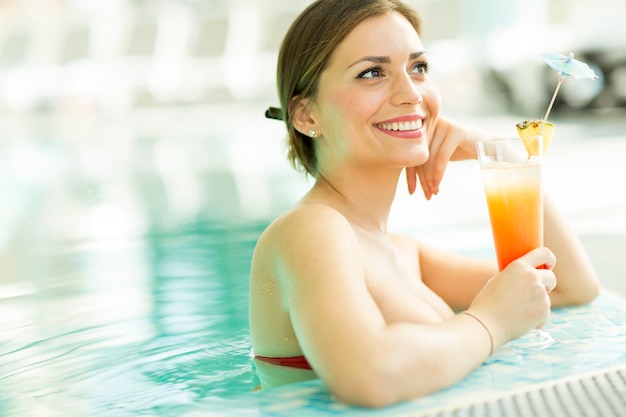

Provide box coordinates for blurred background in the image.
[0,0,625,319]
[0,0,623,261]
[0,1,625,414]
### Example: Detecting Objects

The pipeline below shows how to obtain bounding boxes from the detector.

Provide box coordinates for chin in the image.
[408,147,429,167]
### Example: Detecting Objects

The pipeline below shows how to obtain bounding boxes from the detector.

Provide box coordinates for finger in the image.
[421,158,449,197]
[421,134,443,194]
[539,270,556,292]
[421,139,456,195]
[417,158,443,198]
[519,247,556,270]
[538,269,557,293]
[428,158,448,195]
[405,167,417,195]
[415,166,432,200]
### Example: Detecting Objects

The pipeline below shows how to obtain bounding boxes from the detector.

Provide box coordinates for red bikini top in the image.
[254,355,313,370]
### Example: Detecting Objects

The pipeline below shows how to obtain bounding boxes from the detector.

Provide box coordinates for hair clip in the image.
[265,107,284,121]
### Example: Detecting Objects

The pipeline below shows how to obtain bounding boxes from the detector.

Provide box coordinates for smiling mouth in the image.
[375,119,423,132]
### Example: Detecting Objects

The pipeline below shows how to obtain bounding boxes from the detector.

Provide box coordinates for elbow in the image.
[577,279,601,305]
[571,271,602,305]
[333,388,396,409]
[324,355,431,408]
[566,286,600,307]
[553,277,601,307]
[325,369,399,408]
[333,382,402,408]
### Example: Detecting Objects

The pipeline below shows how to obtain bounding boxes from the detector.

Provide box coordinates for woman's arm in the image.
[411,198,600,309]
[408,117,600,307]
[543,195,600,306]
[417,241,497,310]
[391,233,497,311]
[407,116,491,199]
[277,205,553,407]
[414,227,597,318]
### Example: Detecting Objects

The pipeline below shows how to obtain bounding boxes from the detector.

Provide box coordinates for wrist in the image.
[461,311,493,355]
[462,309,508,353]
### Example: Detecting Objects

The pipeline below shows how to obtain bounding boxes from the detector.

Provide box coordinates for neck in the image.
[311,167,401,235]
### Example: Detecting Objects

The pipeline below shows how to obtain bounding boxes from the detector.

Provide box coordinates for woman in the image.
[249,0,599,407]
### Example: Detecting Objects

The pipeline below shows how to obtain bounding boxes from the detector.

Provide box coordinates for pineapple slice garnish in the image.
[516,119,555,156]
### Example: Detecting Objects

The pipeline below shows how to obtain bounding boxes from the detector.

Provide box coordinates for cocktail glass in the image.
[476,136,555,350]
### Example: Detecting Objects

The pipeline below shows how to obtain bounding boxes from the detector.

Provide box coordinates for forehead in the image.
[330,12,424,66]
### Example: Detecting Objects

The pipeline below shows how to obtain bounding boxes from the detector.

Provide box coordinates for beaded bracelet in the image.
[462,311,494,356]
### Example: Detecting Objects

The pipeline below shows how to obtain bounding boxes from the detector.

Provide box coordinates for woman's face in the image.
[311,11,441,172]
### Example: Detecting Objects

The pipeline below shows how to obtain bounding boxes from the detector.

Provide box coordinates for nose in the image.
[391,73,423,106]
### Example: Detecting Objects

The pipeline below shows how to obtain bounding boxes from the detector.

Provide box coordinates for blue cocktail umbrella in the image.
[540,52,599,121]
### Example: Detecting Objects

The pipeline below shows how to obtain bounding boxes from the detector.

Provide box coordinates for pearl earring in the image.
[308,128,318,138]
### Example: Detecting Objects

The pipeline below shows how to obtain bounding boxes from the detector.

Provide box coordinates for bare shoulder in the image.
[260,203,354,242]
[250,203,367,354]
[278,203,354,235]
[252,204,360,279]
[249,203,361,355]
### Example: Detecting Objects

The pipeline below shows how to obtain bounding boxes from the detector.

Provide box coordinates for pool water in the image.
[0,221,265,416]
[1,111,624,416]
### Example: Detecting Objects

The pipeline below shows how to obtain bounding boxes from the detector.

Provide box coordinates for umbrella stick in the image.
[543,77,564,121]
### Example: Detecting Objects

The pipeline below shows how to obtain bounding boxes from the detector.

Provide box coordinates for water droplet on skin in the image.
[264,280,277,295]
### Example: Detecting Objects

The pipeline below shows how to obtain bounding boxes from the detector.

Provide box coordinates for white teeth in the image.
[377,119,422,131]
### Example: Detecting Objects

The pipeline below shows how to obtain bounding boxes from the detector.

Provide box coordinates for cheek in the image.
[332,87,372,113]
[320,90,373,132]
[423,83,441,146]
[424,82,442,116]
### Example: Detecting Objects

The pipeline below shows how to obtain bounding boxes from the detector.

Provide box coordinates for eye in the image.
[411,62,430,75]
[357,66,385,79]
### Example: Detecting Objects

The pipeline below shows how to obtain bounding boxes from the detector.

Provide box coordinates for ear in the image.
[290,96,318,136]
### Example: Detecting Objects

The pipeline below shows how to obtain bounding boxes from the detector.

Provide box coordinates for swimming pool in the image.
[1,110,625,416]
[3,203,626,417]
[0,106,304,416]
[0,220,268,416]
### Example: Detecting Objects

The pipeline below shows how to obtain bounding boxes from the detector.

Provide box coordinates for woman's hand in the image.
[407,117,491,199]
[467,248,557,348]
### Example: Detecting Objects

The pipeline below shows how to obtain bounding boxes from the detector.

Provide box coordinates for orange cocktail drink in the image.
[477,137,543,271]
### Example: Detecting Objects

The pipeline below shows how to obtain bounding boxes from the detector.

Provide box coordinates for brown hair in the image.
[277,0,423,176]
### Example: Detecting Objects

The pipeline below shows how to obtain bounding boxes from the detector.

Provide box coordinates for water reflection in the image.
[0,218,265,416]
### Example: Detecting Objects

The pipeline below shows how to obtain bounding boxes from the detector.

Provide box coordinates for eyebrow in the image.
[347,51,426,69]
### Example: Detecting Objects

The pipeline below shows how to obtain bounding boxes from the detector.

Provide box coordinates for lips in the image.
[374,116,425,138]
